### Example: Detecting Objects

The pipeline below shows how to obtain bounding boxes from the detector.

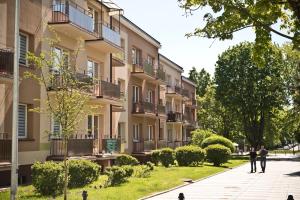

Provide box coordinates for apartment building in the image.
[0,0,197,186]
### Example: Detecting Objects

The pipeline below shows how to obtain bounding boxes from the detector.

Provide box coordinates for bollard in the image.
[178,193,185,200]
[82,190,88,200]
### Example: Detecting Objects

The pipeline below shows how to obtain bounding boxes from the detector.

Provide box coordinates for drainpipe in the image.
[110,105,113,139]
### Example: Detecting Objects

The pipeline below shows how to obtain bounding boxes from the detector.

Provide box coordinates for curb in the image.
[139,162,248,200]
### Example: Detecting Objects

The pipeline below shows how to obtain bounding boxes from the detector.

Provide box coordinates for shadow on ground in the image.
[285,171,300,177]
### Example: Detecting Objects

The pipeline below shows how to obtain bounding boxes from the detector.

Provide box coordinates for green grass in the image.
[269,149,300,154]
[0,160,246,200]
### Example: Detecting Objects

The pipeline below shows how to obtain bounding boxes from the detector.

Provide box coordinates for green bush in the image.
[121,165,134,177]
[68,160,101,188]
[205,144,231,166]
[151,150,161,166]
[159,148,175,167]
[201,135,235,153]
[133,165,151,178]
[146,161,155,170]
[104,166,128,186]
[175,145,206,166]
[191,129,215,147]
[31,161,64,196]
[115,154,139,166]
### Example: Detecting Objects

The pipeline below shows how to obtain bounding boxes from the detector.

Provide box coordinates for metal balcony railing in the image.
[0,49,13,76]
[0,133,11,162]
[167,111,182,122]
[157,104,166,114]
[182,89,189,98]
[132,102,155,114]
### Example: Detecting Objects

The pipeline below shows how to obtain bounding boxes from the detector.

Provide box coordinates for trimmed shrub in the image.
[115,154,139,166]
[191,129,215,147]
[31,161,64,196]
[201,135,235,153]
[121,165,134,177]
[133,165,151,178]
[151,150,161,166]
[159,148,175,167]
[205,144,231,166]
[146,161,155,170]
[175,145,206,166]
[104,166,128,186]
[68,160,101,188]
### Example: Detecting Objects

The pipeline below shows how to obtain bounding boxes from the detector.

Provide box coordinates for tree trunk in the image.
[63,138,68,200]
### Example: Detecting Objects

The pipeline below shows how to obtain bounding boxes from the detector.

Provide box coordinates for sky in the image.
[113,0,289,76]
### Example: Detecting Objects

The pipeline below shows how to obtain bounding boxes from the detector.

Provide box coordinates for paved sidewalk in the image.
[146,161,300,200]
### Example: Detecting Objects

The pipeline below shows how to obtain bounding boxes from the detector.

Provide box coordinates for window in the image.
[87,115,99,138]
[167,74,172,86]
[52,47,69,73]
[18,104,27,138]
[146,90,153,103]
[166,101,172,113]
[132,48,141,65]
[167,129,172,142]
[19,33,28,65]
[147,125,154,141]
[133,85,140,103]
[52,117,61,136]
[159,127,164,140]
[87,60,99,79]
[118,123,125,142]
[147,56,154,66]
[133,124,140,141]
[175,79,180,87]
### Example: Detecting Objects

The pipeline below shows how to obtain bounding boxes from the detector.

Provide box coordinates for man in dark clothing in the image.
[259,145,268,173]
[249,147,257,173]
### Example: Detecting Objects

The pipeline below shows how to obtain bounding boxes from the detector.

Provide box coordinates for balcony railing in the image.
[50,134,98,157]
[166,85,182,95]
[132,61,155,78]
[144,140,155,151]
[112,51,125,62]
[157,140,167,149]
[156,67,166,81]
[95,80,121,99]
[157,104,166,115]
[175,86,181,94]
[167,111,182,122]
[51,1,95,34]
[102,139,121,153]
[132,102,155,114]
[133,141,144,153]
[50,1,121,47]
[0,133,11,162]
[0,49,13,76]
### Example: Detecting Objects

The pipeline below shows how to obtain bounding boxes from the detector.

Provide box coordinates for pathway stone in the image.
[145,160,300,200]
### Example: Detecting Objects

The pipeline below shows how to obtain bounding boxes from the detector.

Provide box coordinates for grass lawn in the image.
[0,160,246,200]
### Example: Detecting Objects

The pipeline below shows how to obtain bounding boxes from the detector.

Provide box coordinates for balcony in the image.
[0,49,13,79]
[167,111,182,123]
[157,140,167,149]
[112,51,125,67]
[156,67,166,84]
[157,104,166,115]
[166,85,183,98]
[144,140,155,151]
[131,61,157,82]
[0,133,11,163]
[49,134,98,157]
[182,89,190,98]
[133,140,155,153]
[102,139,121,153]
[167,141,183,149]
[94,80,121,100]
[183,112,197,126]
[132,102,156,117]
[49,1,97,40]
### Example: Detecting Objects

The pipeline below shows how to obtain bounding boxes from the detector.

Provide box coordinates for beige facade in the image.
[0,0,197,186]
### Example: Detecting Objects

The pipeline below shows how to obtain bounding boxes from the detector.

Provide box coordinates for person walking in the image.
[259,145,268,173]
[249,147,257,173]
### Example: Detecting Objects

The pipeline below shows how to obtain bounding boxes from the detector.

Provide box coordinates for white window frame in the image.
[87,59,99,79]
[147,90,153,103]
[167,129,172,142]
[147,125,153,141]
[87,114,99,138]
[147,55,153,66]
[133,85,140,103]
[18,104,27,139]
[19,32,29,66]
[133,124,139,142]
[51,116,62,137]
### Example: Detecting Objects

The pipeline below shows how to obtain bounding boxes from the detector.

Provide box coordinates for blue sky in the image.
[113,0,289,76]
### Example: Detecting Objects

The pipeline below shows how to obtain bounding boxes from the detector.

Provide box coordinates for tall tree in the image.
[215,42,287,149]
[178,0,300,63]
[188,67,211,96]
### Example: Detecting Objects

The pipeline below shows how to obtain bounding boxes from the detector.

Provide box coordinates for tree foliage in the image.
[215,42,287,149]
[188,67,211,97]
[179,0,300,63]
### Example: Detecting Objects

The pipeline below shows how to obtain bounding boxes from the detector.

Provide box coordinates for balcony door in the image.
[167,128,172,142]
[147,125,154,141]
[87,60,99,80]
[88,115,99,139]
[132,48,141,65]
[146,90,153,103]
[132,85,140,103]
[133,124,140,142]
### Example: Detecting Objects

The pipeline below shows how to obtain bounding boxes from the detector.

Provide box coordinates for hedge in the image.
[159,148,175,167]
[191,129,215,147]
[115,154,139,166]
[175,145,206,166]
[205,144,231,166]
[201,135,235,153]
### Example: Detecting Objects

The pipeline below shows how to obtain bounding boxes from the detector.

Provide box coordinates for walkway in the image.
[145,160,300,200]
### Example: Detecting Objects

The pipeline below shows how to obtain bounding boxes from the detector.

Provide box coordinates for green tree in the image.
[188,67,211,96]
[25,37,95,199]
[215,42,287,149]
[178,0,300,63]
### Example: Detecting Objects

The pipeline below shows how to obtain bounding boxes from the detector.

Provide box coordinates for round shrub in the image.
[175,145,206,166]
[68,160,101,188]
[201,135,235,153]
[191,129,215,147]
[31,161,64,196]
[104,166,128,186]
[159,148,175,167]
[121,165,134,177]
[133,165,151,178]
[115,154,139,166]
[146,161,155,170]
[205,144,231,166]
[151,150,161,166]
